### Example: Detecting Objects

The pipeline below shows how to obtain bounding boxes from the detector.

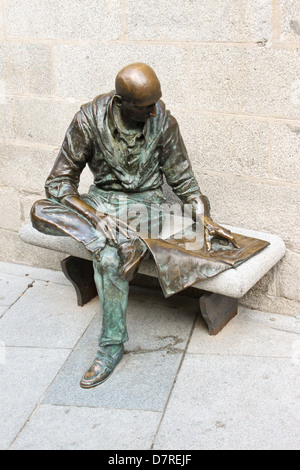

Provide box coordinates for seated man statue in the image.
[31,63,239,388]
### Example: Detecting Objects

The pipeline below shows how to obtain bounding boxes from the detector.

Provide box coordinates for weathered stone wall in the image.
[0,0,299,315]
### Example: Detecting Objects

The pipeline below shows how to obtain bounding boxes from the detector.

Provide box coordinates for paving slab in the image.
[0,306,8,318]
[0,261,71,287]
[153,354,300,450]
[44,347,184,411]
[0,280,97,348]
[0,272,32,307]
[0,346,70,450]
[43,293,196,411]
[11,404,161,450]
[235,307,300,334]
[188,306,300,358]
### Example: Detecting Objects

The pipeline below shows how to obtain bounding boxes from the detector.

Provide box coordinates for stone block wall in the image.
[0,0,299,315]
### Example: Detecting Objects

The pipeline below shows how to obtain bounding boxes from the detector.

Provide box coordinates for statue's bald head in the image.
[115,63,162,105]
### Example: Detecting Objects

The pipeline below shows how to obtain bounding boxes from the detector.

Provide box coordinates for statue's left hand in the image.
[203,215,240,252]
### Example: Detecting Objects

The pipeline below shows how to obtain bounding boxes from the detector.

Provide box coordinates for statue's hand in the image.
[90,213,131,245]
[188,195,239,252]
[61,194,131,245]
[203,215,240,252]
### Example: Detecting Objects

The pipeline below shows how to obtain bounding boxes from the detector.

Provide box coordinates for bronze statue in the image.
[31,63,268,388]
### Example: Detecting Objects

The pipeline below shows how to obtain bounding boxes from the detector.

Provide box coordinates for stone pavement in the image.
[0,260,299,450]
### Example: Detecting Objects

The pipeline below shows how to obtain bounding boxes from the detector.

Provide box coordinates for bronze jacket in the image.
[45,91,202,204]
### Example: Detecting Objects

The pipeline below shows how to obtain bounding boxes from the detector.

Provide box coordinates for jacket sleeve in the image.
[160,114,202,204]
[45,108,93,201]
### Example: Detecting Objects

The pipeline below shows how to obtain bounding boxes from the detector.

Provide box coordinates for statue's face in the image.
[121,99,158,123]
[120,87,162,123]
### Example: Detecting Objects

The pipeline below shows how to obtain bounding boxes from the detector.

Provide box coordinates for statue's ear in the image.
[114,94,123,107]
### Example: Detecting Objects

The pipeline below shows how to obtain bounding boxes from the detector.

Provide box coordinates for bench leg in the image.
[200,292,238,335]
[61,256,97,307]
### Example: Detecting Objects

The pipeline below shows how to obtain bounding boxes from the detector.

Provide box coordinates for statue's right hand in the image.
[61,194,131,245]
[90,213,130,245]
[93,215,118,244]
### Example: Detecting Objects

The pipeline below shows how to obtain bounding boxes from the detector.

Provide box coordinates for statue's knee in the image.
[30,199,62,235]
[30,199,46,225]
[30,200,39,219]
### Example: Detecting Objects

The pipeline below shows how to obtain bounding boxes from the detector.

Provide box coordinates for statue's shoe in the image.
[80,344,124,389]
[118,238,147,282]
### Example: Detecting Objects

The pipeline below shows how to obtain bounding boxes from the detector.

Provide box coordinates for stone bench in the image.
[19,223,286,335]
